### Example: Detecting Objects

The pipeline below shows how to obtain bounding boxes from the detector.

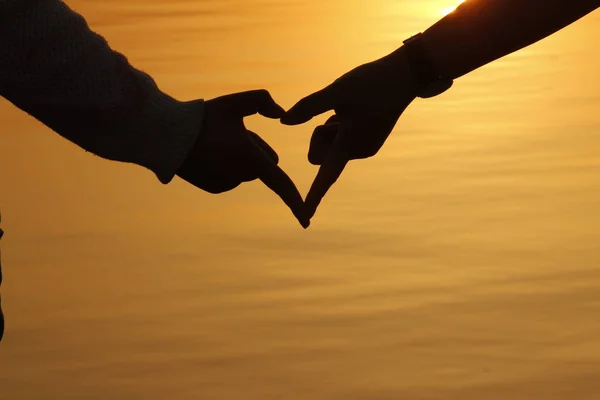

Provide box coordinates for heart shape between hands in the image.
[176,88,349,230]
[176,90,313,228]
[178,49,417,229]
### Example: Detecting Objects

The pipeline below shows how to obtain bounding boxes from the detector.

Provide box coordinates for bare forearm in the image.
[422,0,600,79]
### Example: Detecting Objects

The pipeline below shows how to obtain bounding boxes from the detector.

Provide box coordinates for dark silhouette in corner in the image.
[1,212,4,341]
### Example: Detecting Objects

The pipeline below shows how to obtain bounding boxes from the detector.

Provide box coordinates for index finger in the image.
[230,89,286,119]
[280,84,337,126]
[248,142,310,229]
[305,138,350,219]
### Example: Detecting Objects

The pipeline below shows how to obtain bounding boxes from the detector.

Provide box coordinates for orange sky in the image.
[1,2,600,398]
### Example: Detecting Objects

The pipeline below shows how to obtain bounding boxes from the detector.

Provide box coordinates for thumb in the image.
[281,84,336,125]
[227,89,286,119]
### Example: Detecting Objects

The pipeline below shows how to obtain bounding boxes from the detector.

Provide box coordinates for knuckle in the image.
[254,88,270,99]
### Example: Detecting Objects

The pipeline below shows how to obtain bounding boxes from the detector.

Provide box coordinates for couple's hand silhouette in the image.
[176,90,310,229]
[179,48,419,228]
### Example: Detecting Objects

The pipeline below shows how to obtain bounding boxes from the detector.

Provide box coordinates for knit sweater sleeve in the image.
[0,0,204,184]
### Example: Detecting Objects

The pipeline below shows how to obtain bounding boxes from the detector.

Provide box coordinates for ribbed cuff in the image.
[129,91,205,184]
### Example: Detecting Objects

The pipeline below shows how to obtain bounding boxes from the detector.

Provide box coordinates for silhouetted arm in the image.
[282,0,600,220]
[0,0,203,184]
[0,1,309,226]
[423,0,600,79]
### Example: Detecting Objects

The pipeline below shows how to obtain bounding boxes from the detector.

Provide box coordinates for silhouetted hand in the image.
[177,90,310,229]
[281,48,418,219]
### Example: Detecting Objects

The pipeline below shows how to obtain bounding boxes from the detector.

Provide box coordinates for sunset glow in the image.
[3,0,600,399]
[441,0,465,16]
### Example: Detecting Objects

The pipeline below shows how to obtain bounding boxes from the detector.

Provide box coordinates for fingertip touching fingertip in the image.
[263,107,286,120]
[272,105,286,118]
[296,213,311,229]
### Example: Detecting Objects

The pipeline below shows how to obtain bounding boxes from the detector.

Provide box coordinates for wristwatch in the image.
[403,33,453,98]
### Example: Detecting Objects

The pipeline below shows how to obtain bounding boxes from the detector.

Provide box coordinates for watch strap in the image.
[403,33,453,98]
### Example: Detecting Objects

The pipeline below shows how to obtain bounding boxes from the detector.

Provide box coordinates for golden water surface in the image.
[1,1,600,398]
